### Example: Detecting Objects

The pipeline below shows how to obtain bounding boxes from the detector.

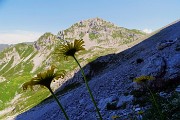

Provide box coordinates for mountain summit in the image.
[57,17,146,49]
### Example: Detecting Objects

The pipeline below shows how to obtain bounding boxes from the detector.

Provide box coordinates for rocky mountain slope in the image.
[13,20,180,120]
[15,21,180,120]
[0,18,146,119]
[58,17,146,48]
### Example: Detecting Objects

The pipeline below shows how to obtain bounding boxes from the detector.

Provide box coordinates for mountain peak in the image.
[37,32,56,41]
[79,17,116,28]
[85,17,102,21]
[34,32,57,51]
[57,18,146,49]
[82,17,106,23]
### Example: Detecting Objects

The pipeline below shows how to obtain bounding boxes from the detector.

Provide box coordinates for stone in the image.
[85,104,94,112]
[175,85,180,92]
[106,102,118,110]
[79,99,86,105]
[134,108,141,112]
[159,92,168,98]
[175,43,180,51]
[156,39,176,50]
[132,82,141,90]
[140,55,166,77]
[165,54,180,80]
[116,95,133,108]
[98,96,119,110]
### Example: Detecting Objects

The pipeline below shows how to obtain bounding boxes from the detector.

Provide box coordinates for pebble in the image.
[175,85,180,92]
[135,108,141,112]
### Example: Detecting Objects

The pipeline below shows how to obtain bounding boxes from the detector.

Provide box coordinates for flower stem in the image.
[48,87,69,120]
[145,85,163,120]
[73,56,103,120]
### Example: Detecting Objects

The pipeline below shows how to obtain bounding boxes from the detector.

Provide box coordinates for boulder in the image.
[165,54,180,80]
[140,55,166,78]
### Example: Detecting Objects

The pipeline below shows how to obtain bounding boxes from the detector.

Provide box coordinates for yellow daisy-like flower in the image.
[22,66,69,120]
[22,65,65,90]
[55,39,102,119]
[134,75,155,83]
[55,39,85,60]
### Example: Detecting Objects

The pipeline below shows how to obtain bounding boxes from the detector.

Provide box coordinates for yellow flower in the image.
[137,110,144,115]
[22,65,65,90]
[111,115,120,119]
[55,39,85,60]
[134,75,155,83]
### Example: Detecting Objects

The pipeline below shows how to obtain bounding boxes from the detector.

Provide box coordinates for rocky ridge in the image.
[58,17,146,49]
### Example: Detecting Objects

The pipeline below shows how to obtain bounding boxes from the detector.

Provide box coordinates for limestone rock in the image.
[165,54,180,80]
[140,55,166,77]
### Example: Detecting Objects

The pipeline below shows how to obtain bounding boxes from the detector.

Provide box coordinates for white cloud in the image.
[0,30,43,44]
[142,28,153,34]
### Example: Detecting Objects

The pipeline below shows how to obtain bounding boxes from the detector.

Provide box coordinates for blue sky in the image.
[0,0,179,44]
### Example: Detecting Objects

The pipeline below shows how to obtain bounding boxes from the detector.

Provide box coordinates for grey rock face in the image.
[116,95,133,108]
[165,54,180,80]
[156,39,176,50]
[175,85,180,92]
[140,55,166,77]
[98,95,119,110]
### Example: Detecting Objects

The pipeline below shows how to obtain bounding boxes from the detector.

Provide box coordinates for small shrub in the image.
[142,92,180,120]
